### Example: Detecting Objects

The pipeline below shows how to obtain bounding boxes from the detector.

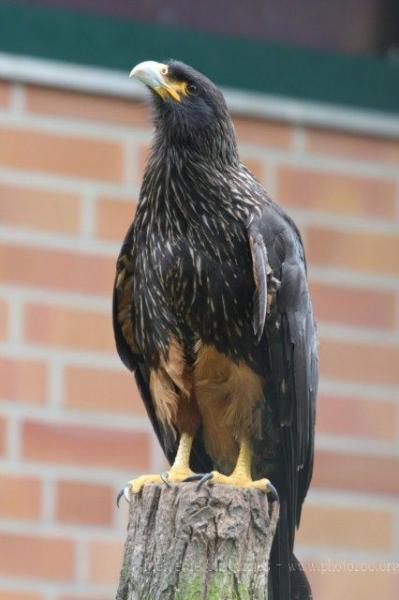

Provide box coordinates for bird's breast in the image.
[143,232,256,360]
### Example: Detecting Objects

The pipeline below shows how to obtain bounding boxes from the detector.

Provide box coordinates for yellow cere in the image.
[155,79,189,102]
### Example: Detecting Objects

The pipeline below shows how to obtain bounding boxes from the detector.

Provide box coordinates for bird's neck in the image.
[137,141,249,237]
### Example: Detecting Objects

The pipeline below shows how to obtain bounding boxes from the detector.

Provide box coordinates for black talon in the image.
[116,489,124,508]
[183,472,214,490]
[116,485,130,508]
[266,481,279,503]
[195,472,214,491]
[183,473,207,482]
[160,472,171,487]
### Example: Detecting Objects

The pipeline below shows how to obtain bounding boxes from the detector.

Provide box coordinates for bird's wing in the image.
[248,206,318,544]
[112,225,174,461]
[248,229,268,342]
[112,225,212,472]
[112,224,140,373]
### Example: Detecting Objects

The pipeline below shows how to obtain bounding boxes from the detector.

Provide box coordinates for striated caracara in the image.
[113,60,318,599]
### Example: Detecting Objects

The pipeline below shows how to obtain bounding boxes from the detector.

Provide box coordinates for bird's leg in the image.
[117,432,195,504]
[166,431,195,480]
[189,437,278,500]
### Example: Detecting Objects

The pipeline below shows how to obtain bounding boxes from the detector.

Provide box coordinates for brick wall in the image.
[0,74,398,599]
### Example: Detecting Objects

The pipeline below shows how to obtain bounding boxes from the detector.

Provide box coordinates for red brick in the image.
[313,450,399,496]
[233,116,292,148]
[0,81,10,107]
[0,592,43,600]
[308,227,399,275]
[307,127,399,165]
[64,365,145,415]
[317,394,397,440]
[0,127,123,181]
[60,596,107,600]
[320,338,399,385]
[0,474,41,520]
[0,533,74,580]
[0,357,47,404]
[0,417,5,457]
[88,539,123,584]
[56,480,113,526]
[137,143,150,182]
[26,85,151,128]
[310,282,396,330]
[297,504,392,550]
[241,156,264,181]
[306,565,397,600]
[278,166,396,218]
[22,420,150,470]
[0,244,114,295]
[95,197,136,241]
[0,183,80,233]
[24,304,114,353]
[0,300,7,340]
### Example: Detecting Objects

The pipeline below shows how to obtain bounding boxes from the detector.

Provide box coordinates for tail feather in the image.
[269,500,291,600]
[269,500,312,600]
[290,554,313,600]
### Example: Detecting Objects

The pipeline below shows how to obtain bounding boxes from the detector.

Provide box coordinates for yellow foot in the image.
[193,471,279,500]
[117,467,194,505]
[131,467,195,493]
[211,471,270,490]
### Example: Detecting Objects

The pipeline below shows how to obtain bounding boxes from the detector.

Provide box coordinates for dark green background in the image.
[1,1,398,115]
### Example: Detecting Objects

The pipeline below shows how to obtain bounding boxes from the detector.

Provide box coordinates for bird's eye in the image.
[187,83,198,96]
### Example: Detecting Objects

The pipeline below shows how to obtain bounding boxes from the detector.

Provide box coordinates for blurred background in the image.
[0,1,398,599]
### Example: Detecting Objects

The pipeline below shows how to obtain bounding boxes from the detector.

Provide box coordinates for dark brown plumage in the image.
[113,60,318,599]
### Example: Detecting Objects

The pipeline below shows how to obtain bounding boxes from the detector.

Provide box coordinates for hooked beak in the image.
[129,61,185,102]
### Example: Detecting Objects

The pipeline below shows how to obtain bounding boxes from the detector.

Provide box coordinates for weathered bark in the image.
[116,482,279,600]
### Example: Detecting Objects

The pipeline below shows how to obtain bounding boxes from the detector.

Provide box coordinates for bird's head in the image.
[130,60,238,162]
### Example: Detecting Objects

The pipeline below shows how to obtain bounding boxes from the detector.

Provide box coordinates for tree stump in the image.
[116,482,279,600]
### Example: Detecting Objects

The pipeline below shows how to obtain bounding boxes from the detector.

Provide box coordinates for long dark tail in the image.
[269,500,312,600]
[290,554,313,600]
